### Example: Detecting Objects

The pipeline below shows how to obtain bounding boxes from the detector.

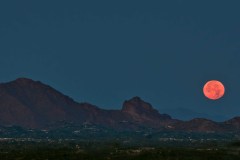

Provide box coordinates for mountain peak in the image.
[0,77,81,128]
[122,96,154,112]
[121,97,171,123]
[15,77,34,82]
[6,78,42,86]
[14,77,36,83]
[224,116,240,129]
[128,96,143,101]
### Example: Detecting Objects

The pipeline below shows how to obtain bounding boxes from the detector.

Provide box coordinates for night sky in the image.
[0,1,240,121]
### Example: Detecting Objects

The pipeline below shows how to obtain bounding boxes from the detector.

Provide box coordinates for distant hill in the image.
[0,78,239,132]
[161,108,229,122]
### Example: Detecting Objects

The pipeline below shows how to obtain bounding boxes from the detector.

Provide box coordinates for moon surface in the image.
[203,80,225,100]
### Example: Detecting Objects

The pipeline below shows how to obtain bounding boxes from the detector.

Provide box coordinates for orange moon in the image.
[203,80,225,100]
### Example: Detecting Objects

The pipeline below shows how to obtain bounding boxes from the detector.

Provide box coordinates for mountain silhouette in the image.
[0,78,239,132]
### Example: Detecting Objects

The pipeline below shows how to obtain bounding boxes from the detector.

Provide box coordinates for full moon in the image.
[203,80,225,100]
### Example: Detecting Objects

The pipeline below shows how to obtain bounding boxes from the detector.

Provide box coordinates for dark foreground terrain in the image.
[0,125,240,159]
[0,139,240,160]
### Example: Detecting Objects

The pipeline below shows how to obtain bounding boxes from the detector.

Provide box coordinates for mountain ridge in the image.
[0,78,239,132]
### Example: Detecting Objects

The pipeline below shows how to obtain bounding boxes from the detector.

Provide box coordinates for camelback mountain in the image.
[0,78,239,132]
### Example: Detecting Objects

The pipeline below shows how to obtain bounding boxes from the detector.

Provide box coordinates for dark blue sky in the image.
[0,1,240,121]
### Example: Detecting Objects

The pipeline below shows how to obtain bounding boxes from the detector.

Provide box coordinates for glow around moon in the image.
[203,80,225,100]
